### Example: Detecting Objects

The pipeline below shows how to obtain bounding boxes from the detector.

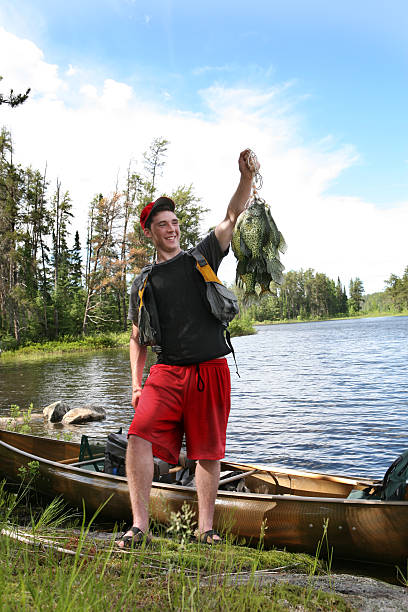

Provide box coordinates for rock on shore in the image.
[222,572,408,611]
[61,405,106,424]
[43,401,71,422]
[42,401,107,424]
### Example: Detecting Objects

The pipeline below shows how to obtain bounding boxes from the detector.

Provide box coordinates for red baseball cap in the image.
[140,196,175,230]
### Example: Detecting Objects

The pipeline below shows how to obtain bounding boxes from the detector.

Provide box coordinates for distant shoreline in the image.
[254,310,408,326]
[1,311,407,362]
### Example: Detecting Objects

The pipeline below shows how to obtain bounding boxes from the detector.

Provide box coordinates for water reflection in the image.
[1,316,408,478]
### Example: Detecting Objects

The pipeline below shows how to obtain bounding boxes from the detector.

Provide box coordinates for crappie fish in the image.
[232,195,286,296]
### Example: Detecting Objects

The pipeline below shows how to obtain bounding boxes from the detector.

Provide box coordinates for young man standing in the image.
[118,149,256,547]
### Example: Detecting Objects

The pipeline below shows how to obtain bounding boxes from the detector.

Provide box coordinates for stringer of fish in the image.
[232,150,286,297]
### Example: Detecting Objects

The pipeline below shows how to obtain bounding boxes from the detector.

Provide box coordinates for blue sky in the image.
[1,0,407,292]
[5,0,407,204]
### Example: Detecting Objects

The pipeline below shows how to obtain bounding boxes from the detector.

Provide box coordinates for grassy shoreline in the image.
[0,332,131,362]
[0,426,405,608]
[0,482,355,611]
[2,480,405,610]
[253,310,408,326]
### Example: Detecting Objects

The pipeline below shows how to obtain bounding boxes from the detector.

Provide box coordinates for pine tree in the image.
[0,75,30,107]
[50,181,73,336]
[385,267,408,311]
[69,231,82,289]
[142,137,169,202]
[349,278,364,313]
[0,128,25,342]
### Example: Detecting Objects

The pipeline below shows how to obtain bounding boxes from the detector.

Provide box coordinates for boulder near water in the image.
[61,405,106,425]
[42,401,71,423]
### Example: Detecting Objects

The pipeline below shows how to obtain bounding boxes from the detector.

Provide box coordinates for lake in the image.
[1,316,407,479]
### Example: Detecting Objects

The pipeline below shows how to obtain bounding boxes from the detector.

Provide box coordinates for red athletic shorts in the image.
[128,358,231,464]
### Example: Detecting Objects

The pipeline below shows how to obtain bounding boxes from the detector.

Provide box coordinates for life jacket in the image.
[347,450,408,501]
[134,249,239,355]
[190,247,239,325]
[380,450,408,500]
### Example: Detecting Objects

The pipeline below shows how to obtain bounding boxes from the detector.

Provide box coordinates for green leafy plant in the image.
[258,517,267,550]
[55,431,73,442]
[228,312,256,337]
[18,460,40,483]
[20,403,33,433]
[9,404,21,419]
[166,501,197,547]
[0,480,18,523]
[6,403,34,434]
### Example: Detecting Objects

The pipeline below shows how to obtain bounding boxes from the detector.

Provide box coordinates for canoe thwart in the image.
[67,455,105,467]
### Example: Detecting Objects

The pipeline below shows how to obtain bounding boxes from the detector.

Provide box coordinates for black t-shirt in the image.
[128,231,231,365]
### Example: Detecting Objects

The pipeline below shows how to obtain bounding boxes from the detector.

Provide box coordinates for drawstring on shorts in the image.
[195,364,205,392]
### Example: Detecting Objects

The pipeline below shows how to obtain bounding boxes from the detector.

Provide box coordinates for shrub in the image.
[228,314,256,337]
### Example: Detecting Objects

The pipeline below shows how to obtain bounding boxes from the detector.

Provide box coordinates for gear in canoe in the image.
[232,151,286,296]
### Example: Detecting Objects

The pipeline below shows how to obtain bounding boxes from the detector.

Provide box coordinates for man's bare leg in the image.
[195,459,221,540]
[118,435,153,546]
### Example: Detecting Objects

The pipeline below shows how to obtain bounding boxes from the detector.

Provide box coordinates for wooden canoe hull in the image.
[1,429,407,564]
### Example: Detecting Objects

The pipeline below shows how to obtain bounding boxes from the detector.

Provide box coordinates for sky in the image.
[0,0,407,294]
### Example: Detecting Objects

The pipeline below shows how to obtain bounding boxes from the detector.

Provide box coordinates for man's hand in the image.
[132,388,142,410]
[238,149,260,181]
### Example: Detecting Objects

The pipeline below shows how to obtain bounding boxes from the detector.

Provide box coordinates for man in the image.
[118,149,256,547]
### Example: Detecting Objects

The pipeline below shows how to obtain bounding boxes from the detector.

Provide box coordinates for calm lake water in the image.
[1,316,407,479]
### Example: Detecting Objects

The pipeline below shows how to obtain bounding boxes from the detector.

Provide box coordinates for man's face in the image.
[144,210,181,255]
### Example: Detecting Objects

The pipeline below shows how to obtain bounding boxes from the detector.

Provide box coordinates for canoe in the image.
[0,428,407,565]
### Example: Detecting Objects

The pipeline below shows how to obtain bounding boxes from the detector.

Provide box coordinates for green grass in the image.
[0,332,130,362]
[0,482,354,611]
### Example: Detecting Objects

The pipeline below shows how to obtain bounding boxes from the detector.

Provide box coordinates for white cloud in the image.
[80,84,98,99]
[0,27,64,98]
[1,27,407,294]
[66,64,77,77]
[100,78,133,109]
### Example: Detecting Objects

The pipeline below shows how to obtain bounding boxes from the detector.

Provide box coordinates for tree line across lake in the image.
[1,127,407,350]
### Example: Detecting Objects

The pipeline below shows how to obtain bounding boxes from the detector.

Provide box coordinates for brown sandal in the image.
[116,526,151,549]
[194,529,222,545]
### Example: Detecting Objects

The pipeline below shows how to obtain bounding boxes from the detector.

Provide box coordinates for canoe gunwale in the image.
[225,461,380,486]
[0,433,407,507]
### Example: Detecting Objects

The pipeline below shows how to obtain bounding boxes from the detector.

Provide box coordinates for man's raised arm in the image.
[215,149,257,252]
